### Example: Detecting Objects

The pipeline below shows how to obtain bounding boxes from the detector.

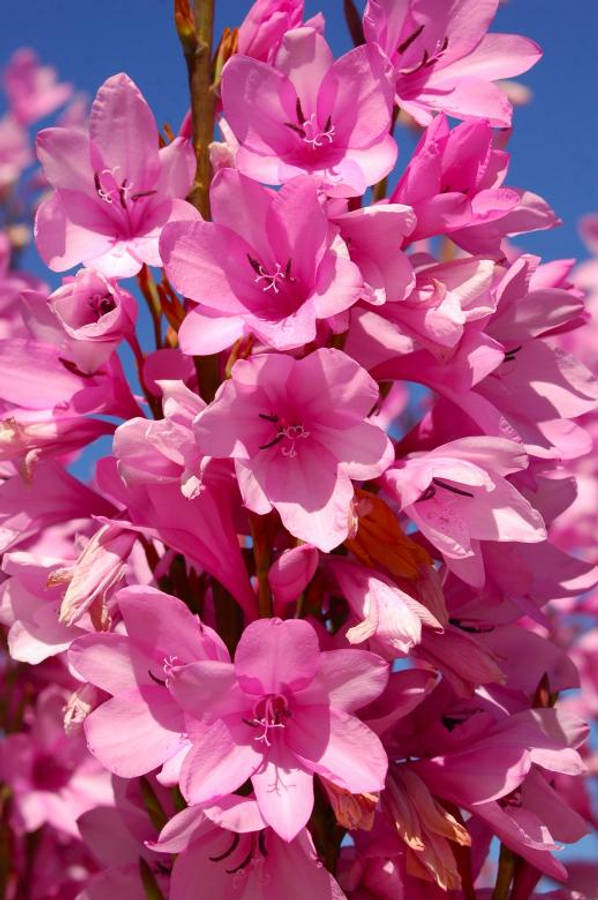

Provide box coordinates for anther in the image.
[397,24,424,55]
[431,478,474,498]
[504,345,522,362]
[226,838,255,875]
[209,833,240,862]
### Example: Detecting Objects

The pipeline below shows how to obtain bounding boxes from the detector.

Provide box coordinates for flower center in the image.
[247,255,295,295]
[93,167,157,209]
[283,97,335,149]
[301,112,336,148]
[243,693,290,747]
[32,754,71,792]
[258,413,310,457]
[89,292,116,319]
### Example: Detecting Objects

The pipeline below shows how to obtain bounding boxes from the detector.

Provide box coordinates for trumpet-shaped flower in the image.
[161,170,363,354]
[363,0,541,126]
[34,73,197,277]
[221,27,397,196]
[192,349,394,551]
[383,437,546,586]
[169,617,389,840]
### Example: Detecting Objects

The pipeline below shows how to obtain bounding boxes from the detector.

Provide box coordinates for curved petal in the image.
[84,687,186,777]
[89,73,160,188]
[252,741,314,841]
[234,617,320,695]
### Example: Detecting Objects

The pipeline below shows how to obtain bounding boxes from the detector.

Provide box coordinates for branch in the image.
[175,0,216,218]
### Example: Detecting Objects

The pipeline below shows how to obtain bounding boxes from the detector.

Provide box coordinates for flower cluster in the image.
[0,2,597,898]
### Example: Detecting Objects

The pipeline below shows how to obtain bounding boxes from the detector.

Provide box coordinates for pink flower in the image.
[0,114,31,189]
[268,544,319,608]
[69,585,229,781]
[221,27,397,196]
[363,0,541,126]
[150,796,346,898]
[53,522,138,627]
[3,48,72,124]
[161,171,363,354]
[329,201,416,305]
[383,437,546,586]
[238,0,316,63]
[0,686,113,837]
[192,349,393,551]
[34,73,197,277]
[390,114,559,255]
[169,617,389,840]
[49,268,137,371]
[114,379,206,498]
[326,557,443,658]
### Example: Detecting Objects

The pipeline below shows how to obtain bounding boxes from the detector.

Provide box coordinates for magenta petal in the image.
[89,73,160,188]
[221,55,299,156]
[35,127,95,194]
[179,718,262,804]
[234,617,320,695]
[117,585,229,665]
[315,649,389,713]
[69,633,149,695]
[291,707,388,793]
[168,660,243,720]
[252,740,314,841]
[160,219,249,311]
[178,308,245,356]
[84,687,185,777]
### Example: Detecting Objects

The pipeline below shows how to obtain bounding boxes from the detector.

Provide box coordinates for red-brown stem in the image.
[248,512,273,618]
[179,0,216,218]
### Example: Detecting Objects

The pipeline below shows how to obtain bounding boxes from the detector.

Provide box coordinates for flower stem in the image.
[492,843,515,900]
[176,0,216,218]
[249,512,273,618]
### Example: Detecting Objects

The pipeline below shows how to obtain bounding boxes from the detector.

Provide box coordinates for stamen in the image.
[259,433,284,451]
[449,618,494,634]
[147,669,166,686]
[296,97,306,125]
[258,832,268,857]
[210,833,240,862]
[397,23,424,55]
[259,413,279,423]
[226,837,255,875]
[118,179,128,209]
[247,254,263,275]
[284,121,306,138]
[131,189,158,201]
[504,345,522,362]
[431,478,474,498]
[416,484,436,503]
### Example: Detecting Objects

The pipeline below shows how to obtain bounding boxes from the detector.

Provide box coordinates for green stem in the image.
[492,843,515,900]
